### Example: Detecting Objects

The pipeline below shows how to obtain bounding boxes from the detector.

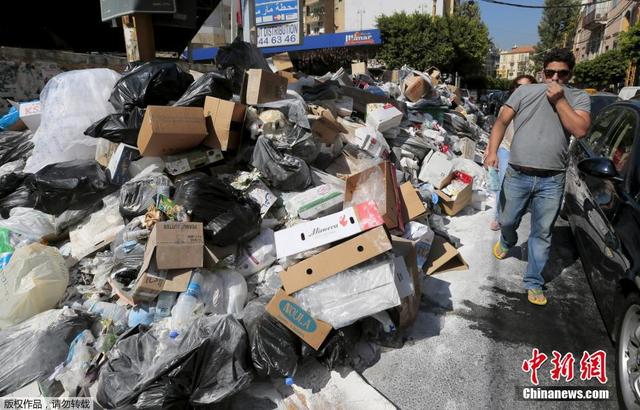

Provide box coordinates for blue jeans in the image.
[493,147,511,220]
[498,165,565,290]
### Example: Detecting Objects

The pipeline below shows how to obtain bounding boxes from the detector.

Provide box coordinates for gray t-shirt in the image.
[505,83,590,171]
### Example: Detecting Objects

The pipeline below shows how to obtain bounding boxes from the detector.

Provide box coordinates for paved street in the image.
[363,204,618,409]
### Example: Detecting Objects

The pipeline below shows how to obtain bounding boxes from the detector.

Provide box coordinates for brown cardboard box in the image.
[400,182,427,221]
[402,74,431,102]
[279,226,392,294]
[352,62,367,75]
[272,52,294,71]
[389,236,422,329]
[382,70,400,83]
[163,147,224,176]
[203,97,247,151]
[344,161,403,230]
[425,235,468,275]
[277,70,298,84]
[137,106,207,157]
[241,69,288,105]
[459,137,476,160]
[436,173,473,216]
[311,107,346,144]
[266,289,333,350]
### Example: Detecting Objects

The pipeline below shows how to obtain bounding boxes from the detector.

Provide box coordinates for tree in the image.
[534,0,581,67]
[573,49,628,89]
[619,23,640,63]
[377,6,489,78]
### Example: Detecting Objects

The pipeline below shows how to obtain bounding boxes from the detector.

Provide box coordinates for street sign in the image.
[255,0,302,48]
[100,0,176,22]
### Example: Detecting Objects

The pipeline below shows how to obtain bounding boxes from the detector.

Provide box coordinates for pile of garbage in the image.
[0,41,494,407]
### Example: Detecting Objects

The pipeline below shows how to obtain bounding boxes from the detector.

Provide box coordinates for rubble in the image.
[0,43,498,406]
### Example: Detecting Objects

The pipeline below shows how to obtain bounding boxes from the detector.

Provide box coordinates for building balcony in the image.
[583,9,606,30]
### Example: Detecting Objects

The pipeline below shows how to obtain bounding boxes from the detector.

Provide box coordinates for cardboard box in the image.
[382,70,400,83]
[131,222,204,302]
[402,221,435,271]
[352,62,367,75]
[400,182,427,221]
[436,173,473,216]
[402,74,430,102]
[245,179,277,217]
[18,101,41,131]
[418,150,454,189]
[366,103,403,132]
[277,70,298,84]
[354,126,390,158]
[344,162,402,230]
[389,236,421,329]
[241,69,288,105]
[311,107,346,144]
[274,200,384,259]
[95,138,119,168]
[203,97,247,151]
[279,226,392,294]
[272,52,294,72]
[286,184,344,220]
[107,143,140,185]
[340,86,406,116]
[137,106,207,157]
[266,289,333,350]
[425,234,468,275]
[163,147,223,176]
[458,137,476,161]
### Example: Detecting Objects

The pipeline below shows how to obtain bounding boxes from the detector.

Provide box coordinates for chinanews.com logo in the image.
[345,31,375,46]
[518,348,611,401]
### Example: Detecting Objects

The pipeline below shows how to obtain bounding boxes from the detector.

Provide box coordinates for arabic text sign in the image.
[257,22,300,48]
[255,0,299,26]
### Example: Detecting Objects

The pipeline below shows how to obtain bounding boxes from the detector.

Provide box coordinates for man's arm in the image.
[484,106,515,168]
[547,84,591,138]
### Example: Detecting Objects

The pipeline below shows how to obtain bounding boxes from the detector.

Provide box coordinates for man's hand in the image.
[546,82,565,105]
[483,151,498,169]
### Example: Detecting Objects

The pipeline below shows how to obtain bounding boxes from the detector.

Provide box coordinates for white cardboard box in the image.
[366,103,403,132]
[19,101,41,131]
[274,201,384,259]
[354,126,390,158]
[107,143,140,185]
[418,150,454,189]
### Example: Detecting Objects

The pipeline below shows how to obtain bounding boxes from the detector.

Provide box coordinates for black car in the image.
[588,91,620,120]
[564,100,640,409]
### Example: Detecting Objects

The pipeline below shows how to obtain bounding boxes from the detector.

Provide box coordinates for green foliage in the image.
[463,75,511,91]
[534,0,581,66]
[377,7,489,77]
[619,23,640,63]
[487,77,513,90]
[573,49,628,89]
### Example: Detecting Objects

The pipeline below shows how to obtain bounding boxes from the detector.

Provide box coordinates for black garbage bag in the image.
[0,185,35,218]
[109,61,194,112]
[83,107,145,146]
[119,173,172,218]
[0,130,34,167]
[249,313,300,378]
[27,160,112,216]
[286,125,319,164]
[173,71,234,107]
[173,173,261,246]
[0,172,29,198]
[216,39,271,94]
[301,325,361,370]
[251,136,312,192]
[0,308,95,396]
[96,314,253,409]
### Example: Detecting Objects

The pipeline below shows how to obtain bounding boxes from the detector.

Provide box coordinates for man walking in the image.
[483,49,591,306]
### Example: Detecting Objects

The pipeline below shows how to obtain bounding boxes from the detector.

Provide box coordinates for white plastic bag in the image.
[0,207,56,242]
[236,229,276,277]
[201,269,248,316]
[25,69,121,173]
[0,243,69,329]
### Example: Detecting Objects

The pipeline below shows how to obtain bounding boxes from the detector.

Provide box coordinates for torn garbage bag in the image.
[215,39,271,94]
[109,61,194,112]
[173,173,261,246]
[0,308,94,396]
[119,171,172,218]
[251,136,312,192]
[173,71,233,107]
[96,314,253,409]
[83,107,145,146]
[0,131,33,167]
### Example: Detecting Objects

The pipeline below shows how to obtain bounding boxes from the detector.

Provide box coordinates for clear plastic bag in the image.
[343,165,386,219]
[25,69,121,173]
[236,229,276,277]
[200,269,248,316]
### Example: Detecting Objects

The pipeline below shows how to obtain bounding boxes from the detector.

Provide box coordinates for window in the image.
[585,106,621,153]
[601,110,637,173]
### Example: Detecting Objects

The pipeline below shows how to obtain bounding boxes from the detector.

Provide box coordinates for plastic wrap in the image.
[173,173,261,246]
[96,314,253,408]
[236,229,276,277]
[0,308,94,396]
[172,71,233,107]
[251,265,283,297]
[294,256,401,329]
[0,131,34,167]
[109,61,194,112]
[249,312,300,378]
[251,136,312,192]
[215,39,271,93]
[119,169,172,218]
[0,244,69,329]
[25,69,121,173]
[200,269,248,316]
[83,107,145,146]
[343,165,386,218]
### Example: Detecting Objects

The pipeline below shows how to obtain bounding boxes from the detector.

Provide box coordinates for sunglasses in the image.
[544,69,571,79]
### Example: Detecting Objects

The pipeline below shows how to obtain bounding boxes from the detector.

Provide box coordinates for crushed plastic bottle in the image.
[169,272,203,339]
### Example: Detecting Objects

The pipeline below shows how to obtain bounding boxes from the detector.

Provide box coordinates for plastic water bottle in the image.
[86,301,129,329]
[488,167,500,191]
[169,272,203,339]
[154,291,177,322]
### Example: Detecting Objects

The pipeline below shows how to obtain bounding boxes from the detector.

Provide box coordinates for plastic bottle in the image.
[169,272,204,339]
[488,167,500,191]
[0,228,14,270]
[154,291,177,322]
[86,301,129,329]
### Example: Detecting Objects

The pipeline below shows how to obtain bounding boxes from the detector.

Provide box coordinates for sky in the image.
[478,1,544,51]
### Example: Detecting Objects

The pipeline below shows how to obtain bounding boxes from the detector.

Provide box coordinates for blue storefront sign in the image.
[255,0,299,26]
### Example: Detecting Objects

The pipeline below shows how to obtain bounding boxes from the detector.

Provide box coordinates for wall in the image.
[343,0,444,31]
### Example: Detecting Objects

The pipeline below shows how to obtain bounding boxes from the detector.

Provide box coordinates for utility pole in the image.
[357,9,365,31]
[121,14,155,62]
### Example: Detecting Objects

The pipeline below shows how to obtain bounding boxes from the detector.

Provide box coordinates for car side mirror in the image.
[578,157,622,183]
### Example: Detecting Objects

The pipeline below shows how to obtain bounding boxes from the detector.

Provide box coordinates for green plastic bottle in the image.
[0,228,14,270]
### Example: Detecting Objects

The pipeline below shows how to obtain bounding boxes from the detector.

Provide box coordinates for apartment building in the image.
[497,45,536,80]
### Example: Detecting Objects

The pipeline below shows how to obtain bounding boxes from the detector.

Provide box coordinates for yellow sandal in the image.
[528,289,547,306]
[493,241,509,260]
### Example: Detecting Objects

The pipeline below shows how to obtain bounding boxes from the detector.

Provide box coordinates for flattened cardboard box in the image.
[279,226,392,294]
[241,69,288,105]
[389,236,422,329]
[418,150,453,189]
[267,289,332,350]
[400,182,427,221]
[274,200,384,259]
[203,97,247,151]
[137,106,207,157]
[424,235,468,275]
[436,173,473,216]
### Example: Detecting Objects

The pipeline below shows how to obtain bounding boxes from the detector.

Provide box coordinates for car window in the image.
[601,109,637,173]
[585,106,621,154]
